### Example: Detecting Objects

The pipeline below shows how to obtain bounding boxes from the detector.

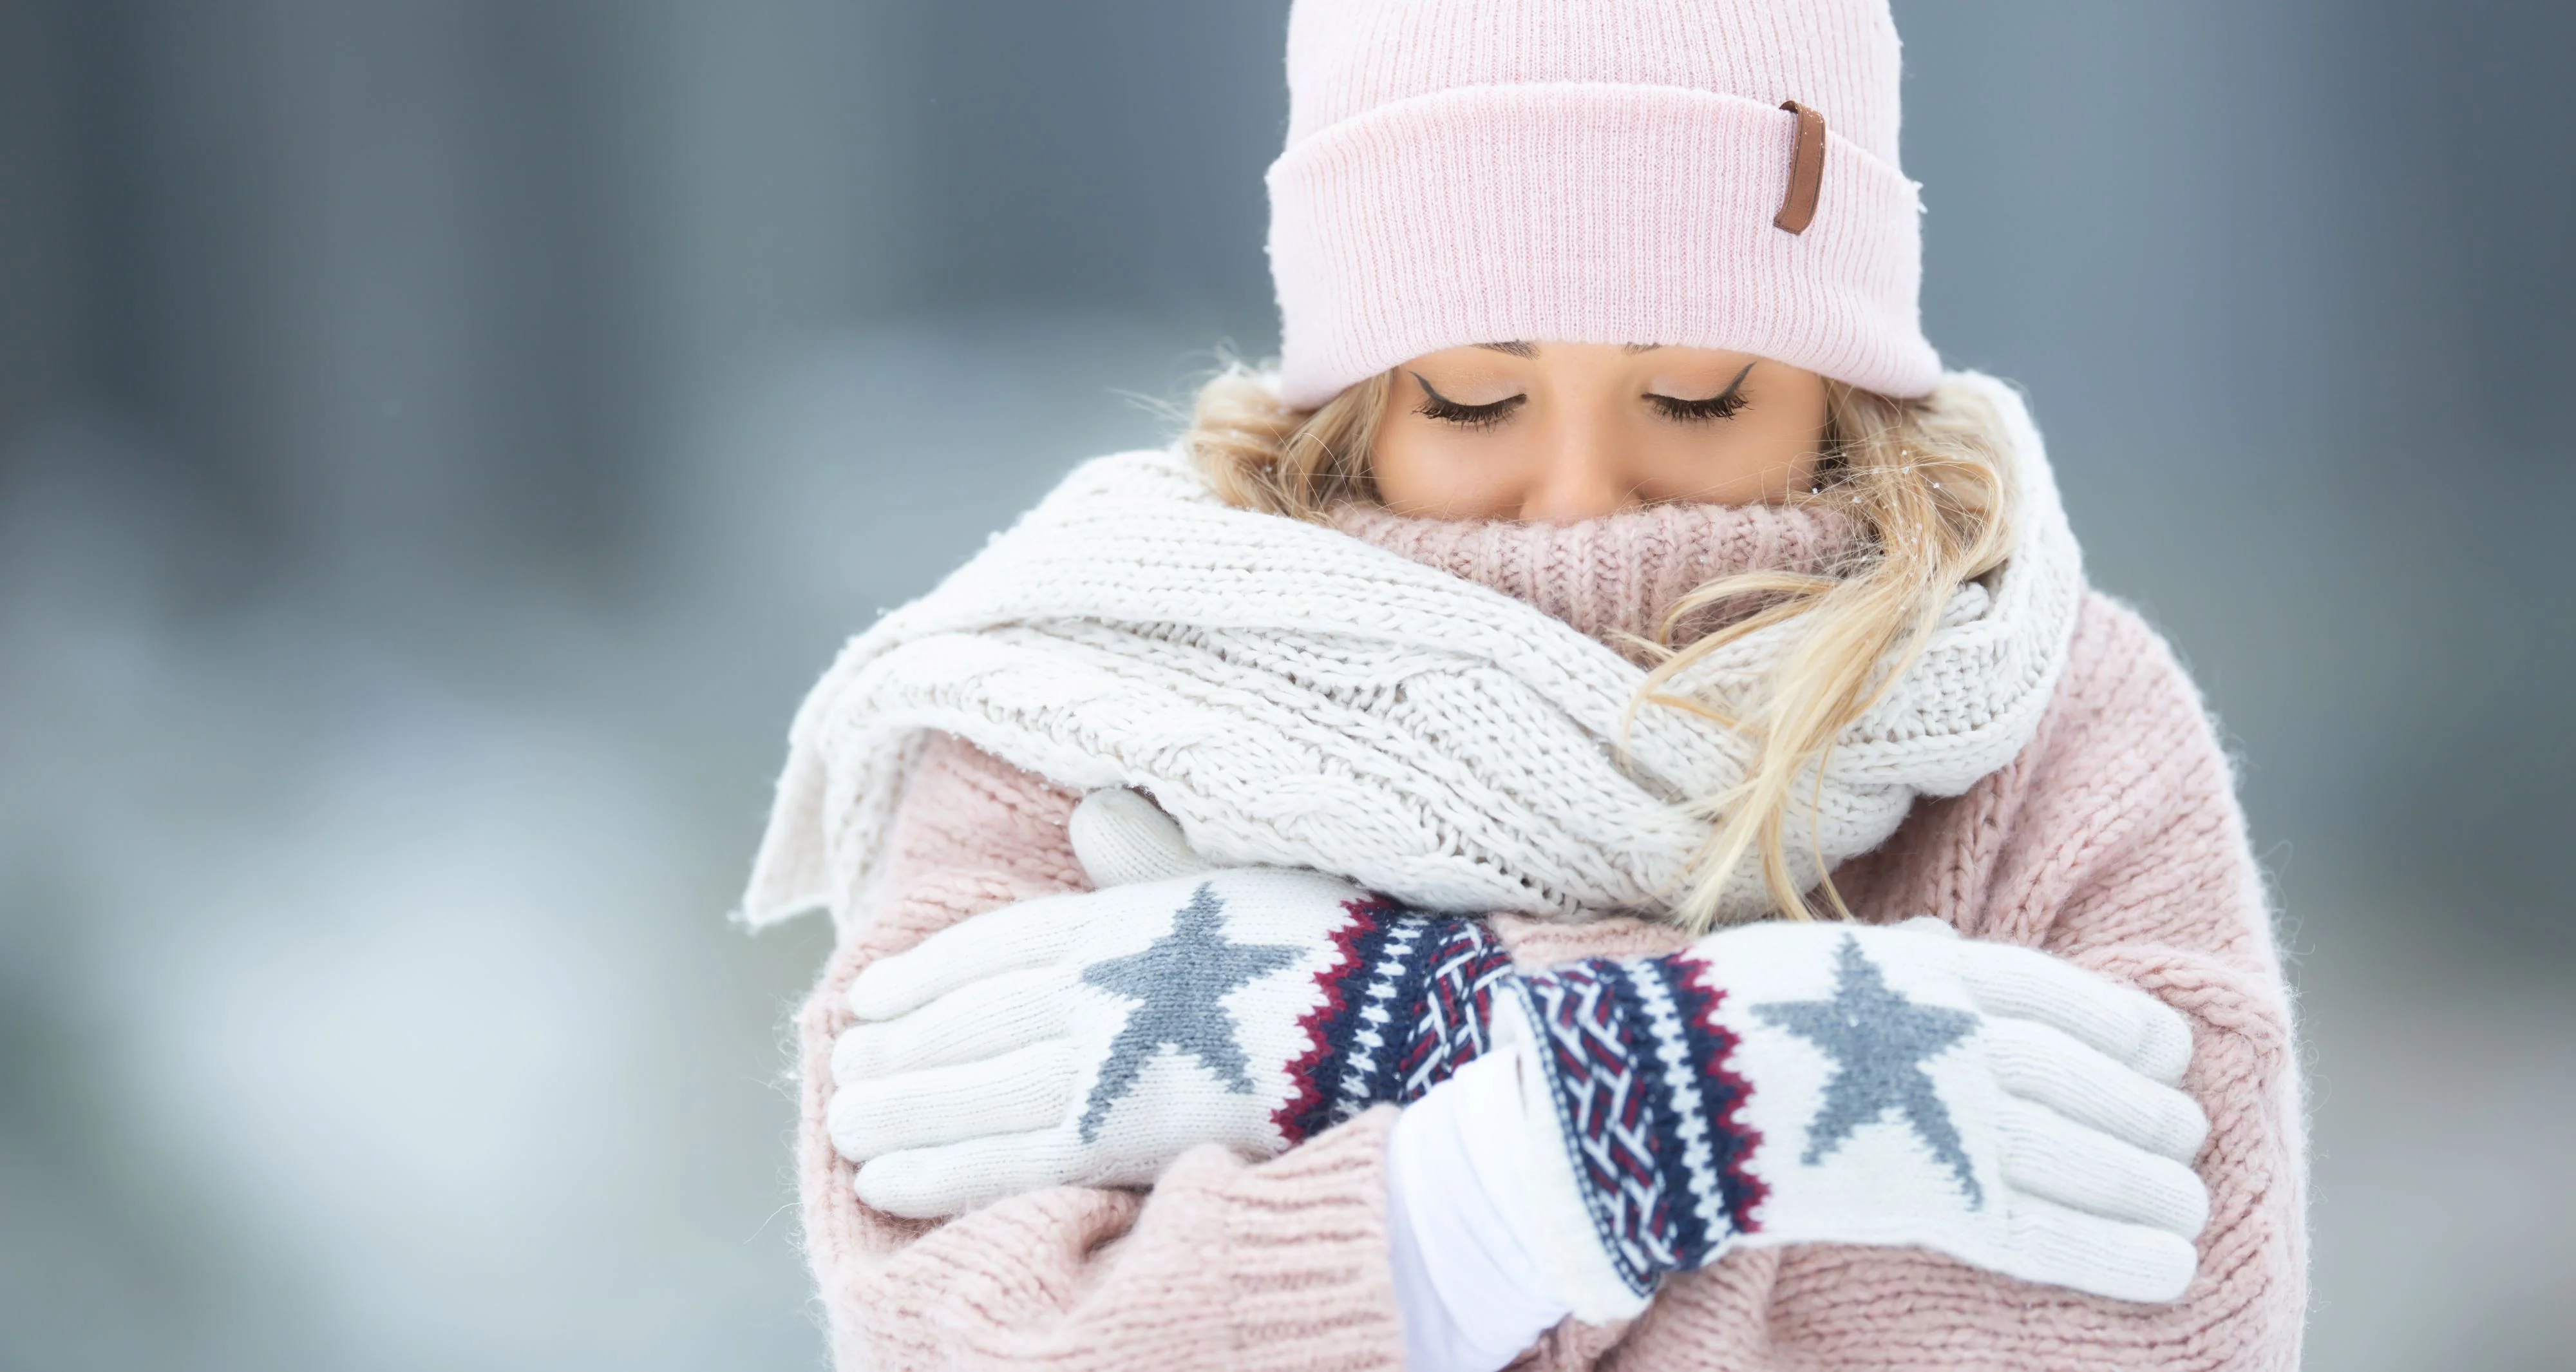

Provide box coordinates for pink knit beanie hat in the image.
[1267,0,1939,408]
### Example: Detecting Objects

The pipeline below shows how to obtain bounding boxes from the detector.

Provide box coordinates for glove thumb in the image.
[1070,787,1214,888]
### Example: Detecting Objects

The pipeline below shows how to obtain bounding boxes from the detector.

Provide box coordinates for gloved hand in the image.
[1481,917,2211,1315]
[828,788,1515,1217]
[837,790,2211,1309]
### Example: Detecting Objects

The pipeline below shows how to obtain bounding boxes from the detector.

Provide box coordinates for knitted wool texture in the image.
[828,861,1517,1220]
[1323,497,1854,653]
[1268,0,1939,406]
[785,612,2307,1370]
[742,372,2078,933]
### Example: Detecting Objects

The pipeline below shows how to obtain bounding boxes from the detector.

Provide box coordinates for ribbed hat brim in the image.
[1267,82,1939,407]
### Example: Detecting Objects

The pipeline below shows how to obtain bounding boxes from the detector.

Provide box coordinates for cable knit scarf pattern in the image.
[741,372,2081,931]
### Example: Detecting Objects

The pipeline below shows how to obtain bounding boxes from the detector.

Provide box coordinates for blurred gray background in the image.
[2,3,2569,1368]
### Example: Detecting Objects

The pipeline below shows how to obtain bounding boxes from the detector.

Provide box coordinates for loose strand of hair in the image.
[1179,363,2017,933]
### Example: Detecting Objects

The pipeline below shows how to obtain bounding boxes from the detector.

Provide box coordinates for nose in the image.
[1514,416,1638,523]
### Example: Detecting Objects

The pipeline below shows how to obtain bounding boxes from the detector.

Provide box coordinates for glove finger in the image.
[1069,787,1213,888]
[853,1130,1090,1219]
[1953,942,2193,1086]
[835,964,1079,1083]
[1980,1016,2210,1163]
[1993,1193,2200,1304]
[1994,1096,2210,1238]
[848,895,1093,1020]
[828,1038,1074,1160]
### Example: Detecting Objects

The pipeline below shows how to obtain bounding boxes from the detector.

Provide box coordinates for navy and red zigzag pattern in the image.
[1270,900,1391,1144]
[1669,951,1766,1235]
[1515,951,1763,1295]
[1271,898,1515,1145]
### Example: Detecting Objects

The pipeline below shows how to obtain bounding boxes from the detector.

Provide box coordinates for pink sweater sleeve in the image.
[790,597,2304,1372]
[792,732,1409,1371]
[1547,595,2309,1372]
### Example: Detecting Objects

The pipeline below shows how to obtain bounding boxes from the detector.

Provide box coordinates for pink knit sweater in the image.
[785,501,2307,1370]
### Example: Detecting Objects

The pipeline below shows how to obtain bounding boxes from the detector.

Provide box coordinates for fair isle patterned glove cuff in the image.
[1510,951,1766,1297]
[1273,902,1520,1145]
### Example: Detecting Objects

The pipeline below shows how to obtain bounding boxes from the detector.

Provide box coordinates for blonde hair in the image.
[1182,361,2017,931]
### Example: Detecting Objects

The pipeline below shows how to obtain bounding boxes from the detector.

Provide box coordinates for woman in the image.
[741,2,2307,1367]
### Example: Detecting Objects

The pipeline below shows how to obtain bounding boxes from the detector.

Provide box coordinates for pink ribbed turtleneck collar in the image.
[1328,500,1857,649]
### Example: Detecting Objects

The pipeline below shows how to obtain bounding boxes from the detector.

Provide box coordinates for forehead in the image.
[1432,342,1766,374]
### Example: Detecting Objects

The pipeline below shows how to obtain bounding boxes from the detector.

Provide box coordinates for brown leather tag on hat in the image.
[1775,100,1826,234]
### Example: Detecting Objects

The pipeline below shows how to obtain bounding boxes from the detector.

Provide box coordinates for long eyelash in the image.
[1647,361,1756,424]
[1647,389,1752,423]
[1416,394,1523,429]
[1410,372,1524,430]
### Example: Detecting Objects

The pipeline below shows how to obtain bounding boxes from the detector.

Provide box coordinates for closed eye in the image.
[1411,372,1526,430]
[1646,361,1755,423]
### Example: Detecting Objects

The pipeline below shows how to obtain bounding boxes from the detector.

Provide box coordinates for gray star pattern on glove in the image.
[1075,883,1302,1143]
[1753,935,1985,1207]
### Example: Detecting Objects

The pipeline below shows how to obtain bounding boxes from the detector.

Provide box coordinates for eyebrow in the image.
[1470,341,1671,357]
[1473,343,1669,358]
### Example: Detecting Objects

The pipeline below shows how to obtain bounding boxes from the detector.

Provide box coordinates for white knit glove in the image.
[1484,917,2211,1317]
[829,790,1517,1217]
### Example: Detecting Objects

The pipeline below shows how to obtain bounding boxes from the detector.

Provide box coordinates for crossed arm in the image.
[788,600,2306,1372]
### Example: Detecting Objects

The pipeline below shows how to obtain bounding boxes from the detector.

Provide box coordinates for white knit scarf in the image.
[740,372,2082,931]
